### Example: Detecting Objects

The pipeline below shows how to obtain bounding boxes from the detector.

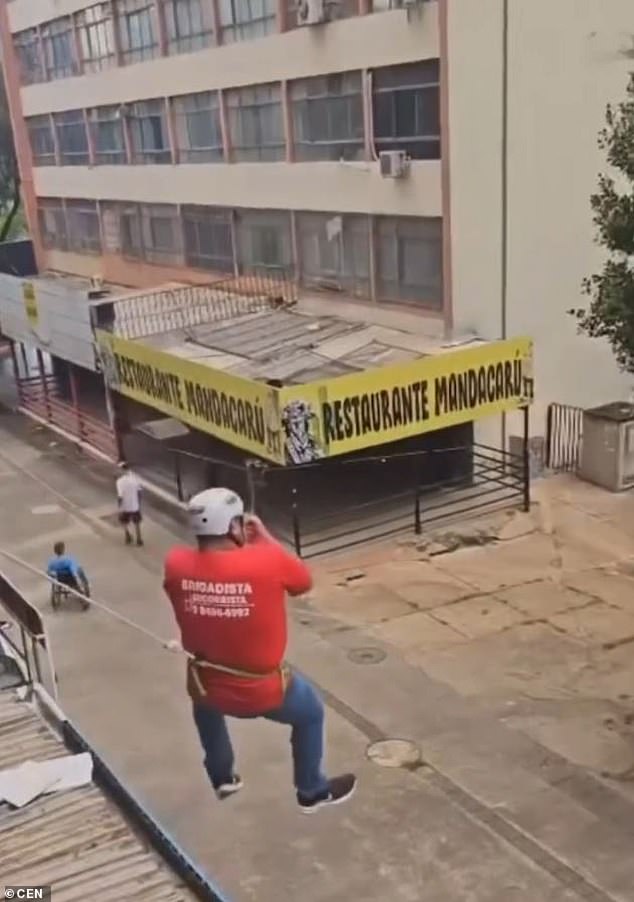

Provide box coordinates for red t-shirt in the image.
[164,538,312,715]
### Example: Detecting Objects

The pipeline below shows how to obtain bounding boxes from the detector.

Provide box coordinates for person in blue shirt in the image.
[47,542,90,610]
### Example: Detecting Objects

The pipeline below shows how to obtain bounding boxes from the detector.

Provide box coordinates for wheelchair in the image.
[50,570,90,611]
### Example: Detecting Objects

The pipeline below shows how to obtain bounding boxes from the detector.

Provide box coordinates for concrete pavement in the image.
[1,410,633,901]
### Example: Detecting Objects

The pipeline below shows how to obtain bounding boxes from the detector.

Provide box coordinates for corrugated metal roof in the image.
[0,691,198,902]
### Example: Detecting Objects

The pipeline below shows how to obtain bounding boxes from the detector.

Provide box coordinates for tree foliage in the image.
[571,72,634,373]
[0,70,21,242]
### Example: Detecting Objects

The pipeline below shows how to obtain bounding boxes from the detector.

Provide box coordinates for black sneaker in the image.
[298,773,356,814]
[215,775,244,801]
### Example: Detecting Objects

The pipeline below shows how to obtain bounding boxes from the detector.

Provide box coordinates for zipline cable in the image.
[0,545,188,658]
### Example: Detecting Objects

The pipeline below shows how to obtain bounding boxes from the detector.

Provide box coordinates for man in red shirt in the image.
[163,486,356,813]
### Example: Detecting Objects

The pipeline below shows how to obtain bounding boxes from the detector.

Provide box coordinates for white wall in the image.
[0,274,98,371]
[33,160,442,217]
[448,0,633,439]
[19,9,439,115]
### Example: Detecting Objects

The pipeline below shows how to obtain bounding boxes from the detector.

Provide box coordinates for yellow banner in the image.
[22,282,38,329]
[278,338,533,463]
[95,330,284,463]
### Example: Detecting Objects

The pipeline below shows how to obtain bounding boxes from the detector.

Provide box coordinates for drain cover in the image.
[366,739,422,769]
[347,647,386,665]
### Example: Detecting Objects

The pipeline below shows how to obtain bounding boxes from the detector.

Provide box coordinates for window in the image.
[140,204,182,263]
[236,210,291,275]
[118,202,182,262]
[66,200,102,254]
[376,217,442,307]
[76,3,117,73]
[163,0,214,53]
[41,17,77,80]
[90,106,127,164]
[372,60,440,160]
[117,0,159,64]
[119,204,143,257]
[13,30,43,85]
[218,0,276,43]
[173,92,223,163]
[27,116,56,166]
[38,199,68,251]
[128,100,171,163]
[291,73,364,162]
[183,206,234,272]
[226,84,284,162]
[54,110,90,165]
[297,212,370,298]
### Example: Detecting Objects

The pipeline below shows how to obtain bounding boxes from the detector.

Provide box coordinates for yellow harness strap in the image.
[189,658,291,697]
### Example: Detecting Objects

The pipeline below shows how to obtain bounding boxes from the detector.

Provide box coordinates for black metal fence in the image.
[165,440,529,559]
[546,403,584,472]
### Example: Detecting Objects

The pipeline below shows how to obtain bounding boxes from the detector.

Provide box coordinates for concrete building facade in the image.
[0,0,632,448]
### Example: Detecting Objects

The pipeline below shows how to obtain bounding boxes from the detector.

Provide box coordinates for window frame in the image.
[76,3,117,73]
[140,204,183,264]
[172,91,224,163]
[128,100,172,164]
[291,72,365,162]
[66,200,102,254]
[218,0,276,44]
[13,29,44,86]
[26,116,56,166]
[54,110,90,166]
[226,83,285,163]
[116,0,159,65]
[38,199,69,251]
[182,205,235,273]
[89,106,127,165]
[40,17,78,81]
[371,59,441,160]
[297,211,371,299]
[375,216,443,308]
[163,0,214,54]
[236,209,292,276]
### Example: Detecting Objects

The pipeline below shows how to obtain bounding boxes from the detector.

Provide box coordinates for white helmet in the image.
[187,487,245,536]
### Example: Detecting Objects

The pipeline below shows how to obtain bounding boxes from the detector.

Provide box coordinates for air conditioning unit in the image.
[87,274,109,300]
[297,0,327,26]
[379,150,410,179]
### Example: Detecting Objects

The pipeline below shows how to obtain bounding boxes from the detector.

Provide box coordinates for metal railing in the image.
[18,375,118,460]
[113,272,298,340]
[546,403,584,472]
[161,441,529,559]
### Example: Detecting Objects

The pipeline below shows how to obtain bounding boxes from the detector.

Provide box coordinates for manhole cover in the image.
[366,739,423,769]
[347,647,386,665]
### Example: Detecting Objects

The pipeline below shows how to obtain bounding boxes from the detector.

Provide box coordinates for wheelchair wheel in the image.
[51,586,62,610]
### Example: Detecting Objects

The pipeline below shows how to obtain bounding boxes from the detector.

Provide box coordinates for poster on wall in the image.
[22,282,39,330]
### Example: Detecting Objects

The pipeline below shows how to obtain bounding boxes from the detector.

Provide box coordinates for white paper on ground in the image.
[0,752,93,808]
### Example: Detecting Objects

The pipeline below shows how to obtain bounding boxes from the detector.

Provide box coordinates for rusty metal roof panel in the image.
[191,311,364,361]
[0,692,198,901]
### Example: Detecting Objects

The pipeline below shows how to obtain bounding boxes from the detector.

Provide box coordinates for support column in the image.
[36,348,51,421]
[20,343,29,377]
[104,381,124,461]
[9,340,23,405]
[68,361,83,441]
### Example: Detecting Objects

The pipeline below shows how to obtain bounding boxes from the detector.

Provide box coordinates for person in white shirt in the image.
[116,463,143,546]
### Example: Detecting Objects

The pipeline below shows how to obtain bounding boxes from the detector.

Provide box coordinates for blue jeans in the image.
[192,672,329,799]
